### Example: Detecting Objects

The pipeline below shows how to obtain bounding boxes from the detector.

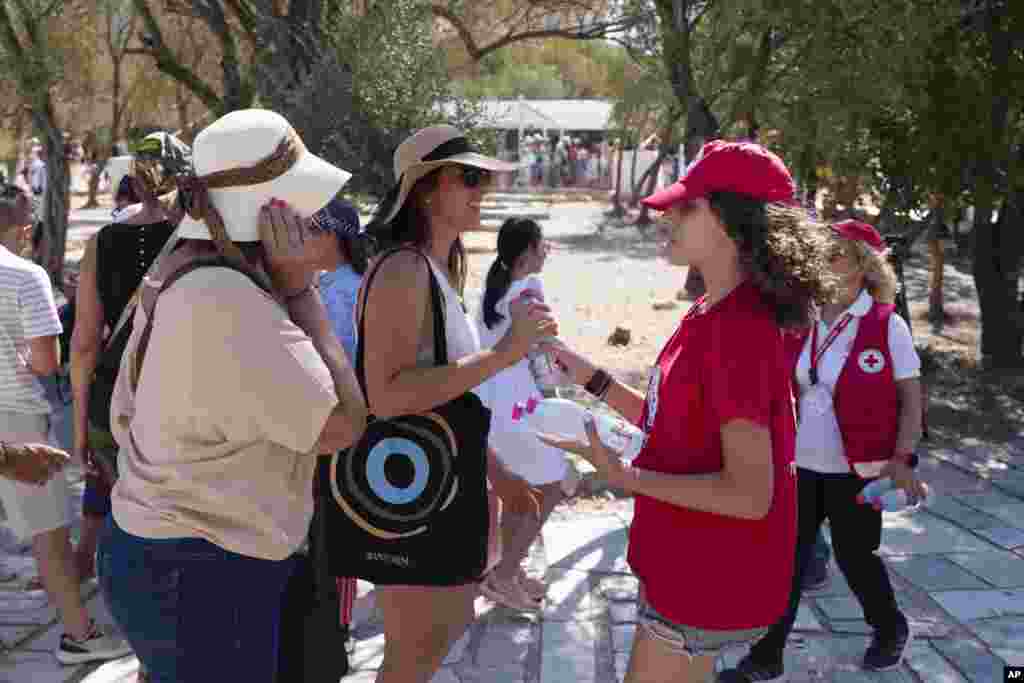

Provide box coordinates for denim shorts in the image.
[637,597,769,656]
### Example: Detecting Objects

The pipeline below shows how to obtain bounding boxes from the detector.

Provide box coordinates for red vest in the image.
[785,303,899,477]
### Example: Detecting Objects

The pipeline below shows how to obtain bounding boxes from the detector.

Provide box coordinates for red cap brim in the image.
[641,182,695,211]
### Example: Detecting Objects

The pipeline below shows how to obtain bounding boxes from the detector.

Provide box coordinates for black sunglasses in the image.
[460,167,491,189]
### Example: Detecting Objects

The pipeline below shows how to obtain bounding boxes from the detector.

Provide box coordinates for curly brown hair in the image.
[832,238,899,304]
[708,191,837,329]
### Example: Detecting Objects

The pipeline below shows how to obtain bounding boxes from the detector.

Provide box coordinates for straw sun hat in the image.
[177,109,351,242]
[376,125,518,224]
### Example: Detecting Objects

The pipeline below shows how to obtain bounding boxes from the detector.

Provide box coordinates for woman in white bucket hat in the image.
[348,125,556,682]
[97,109,368,683]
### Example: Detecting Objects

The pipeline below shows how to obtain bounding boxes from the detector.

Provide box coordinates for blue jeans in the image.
[98,516,296,683]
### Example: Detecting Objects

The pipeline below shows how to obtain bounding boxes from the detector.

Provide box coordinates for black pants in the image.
[750,468,907,664]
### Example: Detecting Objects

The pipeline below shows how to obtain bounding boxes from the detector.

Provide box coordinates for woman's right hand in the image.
[496,294,558,360]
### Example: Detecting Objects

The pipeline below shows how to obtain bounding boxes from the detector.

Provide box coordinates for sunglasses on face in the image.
[459,167,491,189]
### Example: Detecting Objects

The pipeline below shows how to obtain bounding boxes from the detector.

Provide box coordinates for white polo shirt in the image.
[794,290,920,473]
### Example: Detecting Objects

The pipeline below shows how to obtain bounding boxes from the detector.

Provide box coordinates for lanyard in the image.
[809,314,854,385]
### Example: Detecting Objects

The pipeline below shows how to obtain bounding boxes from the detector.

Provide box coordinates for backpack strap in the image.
[130,257,270,392]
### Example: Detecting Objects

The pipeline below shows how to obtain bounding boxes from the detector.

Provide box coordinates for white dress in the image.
[477,275,569,485]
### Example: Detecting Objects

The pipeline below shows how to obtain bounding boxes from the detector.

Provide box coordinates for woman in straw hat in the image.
[97,109,368,683]
[355,125,557,682]
[538,140,836,682]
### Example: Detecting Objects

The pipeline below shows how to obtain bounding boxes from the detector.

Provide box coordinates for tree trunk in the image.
[628,144,640,207]
[35,119,70,287]
[927,206,946,327]
[971,4,1019,368]
[683,96,719,163]
[608,144,625,218]
[973,202,1021,367]
[83,154,102,209]
[636,146,671,227]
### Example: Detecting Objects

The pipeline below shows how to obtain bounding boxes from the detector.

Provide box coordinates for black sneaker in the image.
[717,653,786,682]
[862,625,911,671]
[801,556,831,592]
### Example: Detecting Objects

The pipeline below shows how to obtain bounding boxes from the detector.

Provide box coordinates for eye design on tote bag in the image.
[329,412,460,539]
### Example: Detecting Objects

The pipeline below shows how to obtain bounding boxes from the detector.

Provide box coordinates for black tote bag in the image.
[320,247,494,585]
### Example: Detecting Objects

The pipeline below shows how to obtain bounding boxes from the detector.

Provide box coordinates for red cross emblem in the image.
[857,349,885,374]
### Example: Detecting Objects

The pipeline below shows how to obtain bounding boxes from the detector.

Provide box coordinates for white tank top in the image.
[417,256,481,365]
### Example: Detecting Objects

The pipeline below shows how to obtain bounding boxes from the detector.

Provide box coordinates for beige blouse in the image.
[110,267,337,561]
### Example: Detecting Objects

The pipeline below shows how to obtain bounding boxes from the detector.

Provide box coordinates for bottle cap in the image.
[512,403,525,421]
[525,397,539,413]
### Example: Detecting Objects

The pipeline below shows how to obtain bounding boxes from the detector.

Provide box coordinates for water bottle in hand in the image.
[858,478,932,512]
[512,397,645,464]
[518,283,570,391]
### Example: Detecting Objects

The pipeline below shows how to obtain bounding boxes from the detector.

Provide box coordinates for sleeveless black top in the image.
[95,220,175,328]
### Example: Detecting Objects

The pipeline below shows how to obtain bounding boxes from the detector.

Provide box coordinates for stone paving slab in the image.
[879,510,1003,555]
[947,551,1024,588]
[5,395,1023,683]
[932,588,1024,622]
[542,515,628,574]
[931,637,1010,682]
[887,554,994,591]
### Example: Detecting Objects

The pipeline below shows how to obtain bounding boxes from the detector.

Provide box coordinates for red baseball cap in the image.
[832,219,885,252]
[641,140,795,211]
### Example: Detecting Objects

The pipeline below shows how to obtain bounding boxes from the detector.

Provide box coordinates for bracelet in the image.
[596,374,614,402]
[584,368,612,399]
[283,283,317,303]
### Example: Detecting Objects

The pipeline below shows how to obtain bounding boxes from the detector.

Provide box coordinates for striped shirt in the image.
[0,246,62,414]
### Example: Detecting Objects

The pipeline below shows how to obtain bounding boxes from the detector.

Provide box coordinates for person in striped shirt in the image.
[0,183,131,665]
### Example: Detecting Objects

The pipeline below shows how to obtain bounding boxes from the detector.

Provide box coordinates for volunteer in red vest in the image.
[540,140,836,682]
[721,219,926,682]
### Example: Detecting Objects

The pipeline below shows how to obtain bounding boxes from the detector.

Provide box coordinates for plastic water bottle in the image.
[512,397,645,464]
[517,285,570,392]
[857,478,932,512]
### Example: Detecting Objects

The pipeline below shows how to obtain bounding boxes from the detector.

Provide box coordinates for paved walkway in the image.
[0,438,1020,682]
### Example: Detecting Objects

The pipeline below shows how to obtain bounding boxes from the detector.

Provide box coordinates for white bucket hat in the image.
[376,125,518,225]
[177,109,351,242]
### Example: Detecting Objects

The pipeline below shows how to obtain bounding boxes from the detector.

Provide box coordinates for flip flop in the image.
[479,575,541,612]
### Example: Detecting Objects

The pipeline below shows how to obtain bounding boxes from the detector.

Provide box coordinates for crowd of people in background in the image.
[0,112,926,683]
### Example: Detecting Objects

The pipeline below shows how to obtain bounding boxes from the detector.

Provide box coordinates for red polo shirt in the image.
[627,281,797,630]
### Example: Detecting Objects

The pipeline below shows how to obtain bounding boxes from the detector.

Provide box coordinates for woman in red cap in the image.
[540,140,834,682]
[720,219,926,681]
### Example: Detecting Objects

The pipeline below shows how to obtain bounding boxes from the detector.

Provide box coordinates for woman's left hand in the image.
[880,460,928,504]
[537,418,628,488]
